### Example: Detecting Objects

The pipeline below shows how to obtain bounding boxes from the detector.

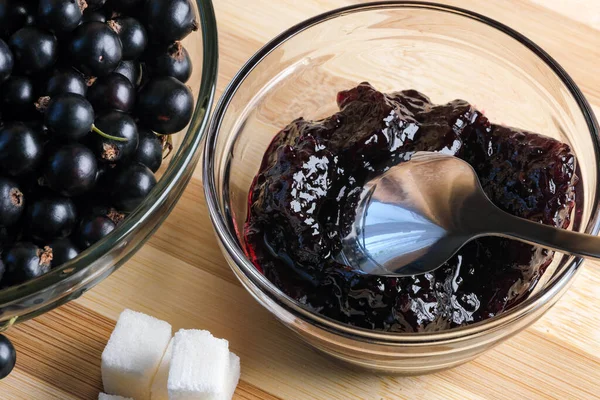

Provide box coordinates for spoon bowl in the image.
[342,151,598,276]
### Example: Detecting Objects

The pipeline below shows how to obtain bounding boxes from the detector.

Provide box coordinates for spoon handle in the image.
[486,208,600,260]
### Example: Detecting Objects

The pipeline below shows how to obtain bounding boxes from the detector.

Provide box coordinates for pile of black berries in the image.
[0,0,197,289]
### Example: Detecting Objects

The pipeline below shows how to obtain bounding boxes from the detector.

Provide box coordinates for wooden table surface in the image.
[2,1,600,399]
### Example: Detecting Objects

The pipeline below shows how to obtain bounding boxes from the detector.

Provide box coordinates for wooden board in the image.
[1,1,600,399]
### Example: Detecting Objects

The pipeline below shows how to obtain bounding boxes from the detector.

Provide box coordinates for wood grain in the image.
[1,1,599,399]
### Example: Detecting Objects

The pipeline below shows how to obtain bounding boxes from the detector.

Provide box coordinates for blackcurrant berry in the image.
[144,0,197,43]
[96,205,124,225]
[109,0,144,12]
[0,177,24,228]
[24,120,48,136]
[136,76,193,134]
[47,238,79,268]
[0,335,16,380]
[87,72,134,112]
[0,39,13,83]
[113,60,141,87]
[133,128,162,173]
[44,67,87,97]
[8,27,58,74]
[0,1,10,38]
[75,215,115,249]
[0,225,17,251]
[75,201,124,224]
[2,242,52,285]
[25,195,77,241]
[38,0,86,33]
[86,0,107,11]
[89,110,139,163]
[112,163,156,212]
[0,122,43,177]
[93,162,116,191]
[13,0,37,27]
[45,93,94,141]
[0,0,36,38]
[146,41,192,83]
[81,9,106,24]
[108,17,147,61]
[1,75,35,116]
[69,22,122,77]
[44,144,98,196]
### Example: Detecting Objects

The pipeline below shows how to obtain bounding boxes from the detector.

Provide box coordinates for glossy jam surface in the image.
[244,83,578,332]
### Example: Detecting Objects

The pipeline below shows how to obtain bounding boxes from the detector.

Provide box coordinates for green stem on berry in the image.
[138,63,143,86]
[92,124,129,142]
[0,317,18,333]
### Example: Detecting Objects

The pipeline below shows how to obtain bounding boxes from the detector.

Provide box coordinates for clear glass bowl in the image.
[204,2,600,374]
[0,0,219,330]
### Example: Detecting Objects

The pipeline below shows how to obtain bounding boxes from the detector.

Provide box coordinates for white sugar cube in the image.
[221,352,241,400]
[150,338,173,400]
[102,309,172,400]
[152,338,241,400]
[167,329,230,400]
[99,394,133,400]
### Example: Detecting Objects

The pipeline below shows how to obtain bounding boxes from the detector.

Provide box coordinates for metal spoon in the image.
[339,151,595,277]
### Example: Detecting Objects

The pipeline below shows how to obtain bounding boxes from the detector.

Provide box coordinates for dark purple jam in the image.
[244,83,578,332]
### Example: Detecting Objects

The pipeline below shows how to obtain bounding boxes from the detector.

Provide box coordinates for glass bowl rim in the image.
[0,0,220,307]
[204,1,600,344]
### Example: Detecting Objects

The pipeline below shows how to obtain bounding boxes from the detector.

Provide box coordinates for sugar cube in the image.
[221,352,241,400]
[167,329,230,400]
[150,338,173,400]
[99,394,133,400]
[102,309,172,400]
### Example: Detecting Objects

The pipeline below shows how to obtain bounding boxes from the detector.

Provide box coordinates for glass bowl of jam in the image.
[204,2,600,373]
